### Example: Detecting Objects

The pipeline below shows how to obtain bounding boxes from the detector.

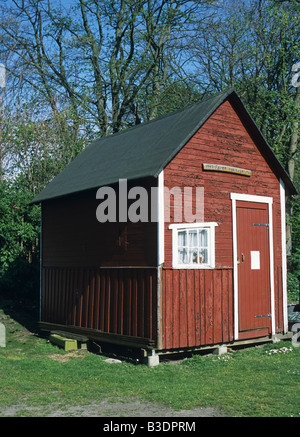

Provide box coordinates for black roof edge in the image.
[153,87,237,177]
[228,91,298,196]
[154,87,297,196]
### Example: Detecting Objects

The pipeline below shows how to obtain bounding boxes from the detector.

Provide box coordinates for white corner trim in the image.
[231,196,238,340]
[231,192,275,340]
[268,198,276,335]
[280,179,288,333]
[158,171,164,266]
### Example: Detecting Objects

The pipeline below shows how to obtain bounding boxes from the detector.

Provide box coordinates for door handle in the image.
[237,254,245,265]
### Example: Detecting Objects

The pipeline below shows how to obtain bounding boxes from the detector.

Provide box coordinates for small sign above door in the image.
[203,163,251,177]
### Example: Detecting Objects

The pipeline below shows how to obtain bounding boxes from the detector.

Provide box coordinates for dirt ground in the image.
[1,397,227,417]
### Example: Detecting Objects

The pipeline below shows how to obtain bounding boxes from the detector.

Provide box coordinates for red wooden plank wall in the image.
[163,100,283,271]
[41,267,157,341]
[42,182,157,269]
[162,268,233,350]
[163,99,285,334]
[275,266,283,332]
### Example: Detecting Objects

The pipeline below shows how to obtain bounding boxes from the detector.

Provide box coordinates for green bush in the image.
[0,177,40,301]
[0,256,40,300]
[287,272,299,303]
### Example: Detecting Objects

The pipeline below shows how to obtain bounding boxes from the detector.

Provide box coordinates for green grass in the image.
[0,302,299,417]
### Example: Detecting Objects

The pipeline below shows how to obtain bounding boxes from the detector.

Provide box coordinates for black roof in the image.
[31,87,297,203]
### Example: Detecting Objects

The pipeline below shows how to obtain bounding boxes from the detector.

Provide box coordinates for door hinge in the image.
[255,313,272,319]
[253,223,269,228]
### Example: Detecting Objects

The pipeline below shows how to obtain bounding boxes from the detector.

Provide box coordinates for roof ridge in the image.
[35,85,298,206]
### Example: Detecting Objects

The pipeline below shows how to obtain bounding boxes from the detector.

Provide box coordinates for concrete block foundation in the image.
[146,350,160,367]
[213,345,228,356]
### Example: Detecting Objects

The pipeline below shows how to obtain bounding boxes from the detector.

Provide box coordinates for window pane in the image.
[199,229,208,247]
[178,231,187,247]
[178,248,188,264]
[188,230,198,247]
[199,248,208,264]
[188,248,198,264]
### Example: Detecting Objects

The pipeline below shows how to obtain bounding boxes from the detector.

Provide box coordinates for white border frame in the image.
[169,222,218,269]
[230,193,275,339]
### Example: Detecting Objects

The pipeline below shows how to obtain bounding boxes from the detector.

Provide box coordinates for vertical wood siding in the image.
[275,266,283,332]
[163,99,285,336]
[162,268,233,350]
[42,180,157,269]
[41,267,157,342]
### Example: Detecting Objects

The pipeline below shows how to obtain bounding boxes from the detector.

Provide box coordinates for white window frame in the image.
[169,222,218,269]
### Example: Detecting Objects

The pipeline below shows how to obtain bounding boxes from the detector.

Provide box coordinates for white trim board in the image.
[230,193,273,205]
[169,222,218,230]
[157,170,165,350]
[280,179,288,333]
[157,171,165,266]
[230,193,275,340]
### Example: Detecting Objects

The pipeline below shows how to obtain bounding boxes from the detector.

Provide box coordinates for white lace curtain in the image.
[178,229,208,265]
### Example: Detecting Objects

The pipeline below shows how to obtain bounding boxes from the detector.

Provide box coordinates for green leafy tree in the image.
[188,0,300,167]
[0,176,40,298]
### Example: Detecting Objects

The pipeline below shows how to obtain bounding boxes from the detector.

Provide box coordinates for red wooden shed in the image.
[32,88,297,364]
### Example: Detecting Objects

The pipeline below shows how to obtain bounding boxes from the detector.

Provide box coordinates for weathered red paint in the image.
[40,98,287,352]
[162,268,233,350]
[162,99,284,349]
[41,267,157,343]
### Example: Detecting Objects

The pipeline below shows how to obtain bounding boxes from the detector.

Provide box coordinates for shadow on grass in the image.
[0,296,40,334]
[0,257,40,334]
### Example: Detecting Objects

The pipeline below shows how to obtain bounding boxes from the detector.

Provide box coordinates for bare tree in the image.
[0,0,216,136]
